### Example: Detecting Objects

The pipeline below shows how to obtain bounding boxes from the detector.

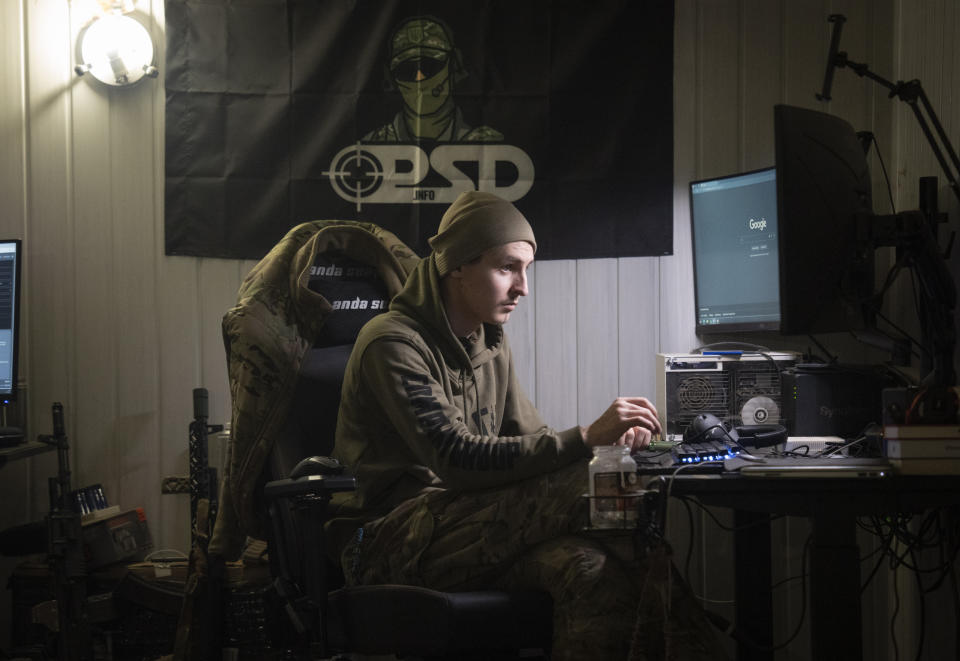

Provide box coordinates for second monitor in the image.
[689,167,780,334]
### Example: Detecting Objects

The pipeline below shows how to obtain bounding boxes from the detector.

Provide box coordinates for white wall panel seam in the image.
[65,0,84,494]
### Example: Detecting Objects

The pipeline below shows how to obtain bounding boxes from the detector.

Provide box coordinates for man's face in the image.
[451,241,534,328]
[394,56,451,115]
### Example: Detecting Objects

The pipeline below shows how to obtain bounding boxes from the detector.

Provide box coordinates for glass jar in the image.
[588,445,640,528]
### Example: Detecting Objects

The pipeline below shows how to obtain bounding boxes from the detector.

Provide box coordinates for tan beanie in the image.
[429,191,537,276]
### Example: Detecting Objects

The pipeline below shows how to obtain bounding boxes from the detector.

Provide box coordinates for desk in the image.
[0,440,53,469]
[652,472,960,661]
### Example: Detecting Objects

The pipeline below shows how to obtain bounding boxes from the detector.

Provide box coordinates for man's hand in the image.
[615,425,651,451]
[580,397,662,451]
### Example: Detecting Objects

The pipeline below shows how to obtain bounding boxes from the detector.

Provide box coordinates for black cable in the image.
[819,434,867,457]
[634,448,675,462]
[778,444,812,457]
[858,538,888,565]
[861,315,924,361]
[891,557,902,661]
[660,462,726,533]
[875,234,910,295]
[914,533,959,589]
[681,496,695,584]
[923,525,960,593]
[868,132,898,215]
[777,535,813,651]
[858,507,960,661]
[888,512,942,573]
[873,302,920,352]
[915,510,946,550]
[806,334,838,364]
[879,362,918,388]
[640,447,676,459]
[861,512,927,580]
[840,243,934,367]
[676,495,785,534]
[909,547,925,661]
[860,516,897,594]
[701,534,812,654]
[819,420,883,457]
[860,553,887,596]
[770,571,805,592]
[759,534,812,653]
[906,265,938,371]
[888,525,925,572]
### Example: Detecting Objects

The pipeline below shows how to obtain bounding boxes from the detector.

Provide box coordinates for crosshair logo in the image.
[322,144,385,211]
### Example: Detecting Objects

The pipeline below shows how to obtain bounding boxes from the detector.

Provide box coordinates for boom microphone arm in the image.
[816,14,845,102]
[818,14,960,208]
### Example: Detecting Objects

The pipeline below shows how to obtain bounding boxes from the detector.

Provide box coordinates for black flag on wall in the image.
[164,0,674,260]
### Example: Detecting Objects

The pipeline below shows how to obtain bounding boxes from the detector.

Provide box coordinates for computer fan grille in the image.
[667,372,731,434]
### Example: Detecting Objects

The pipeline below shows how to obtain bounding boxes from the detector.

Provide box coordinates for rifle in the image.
[39,402,92,661]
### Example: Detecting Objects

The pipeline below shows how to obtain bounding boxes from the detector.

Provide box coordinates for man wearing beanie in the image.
[332,191,720,660]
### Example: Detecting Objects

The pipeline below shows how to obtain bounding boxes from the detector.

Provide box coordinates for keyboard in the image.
[672,440,740,464]
[634,439,739,474]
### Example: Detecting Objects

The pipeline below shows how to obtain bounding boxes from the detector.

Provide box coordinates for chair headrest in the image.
[309,251,389,348]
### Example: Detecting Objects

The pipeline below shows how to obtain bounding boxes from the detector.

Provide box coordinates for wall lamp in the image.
[75,10,158,86]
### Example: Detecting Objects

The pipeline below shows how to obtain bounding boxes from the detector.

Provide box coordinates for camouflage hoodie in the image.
[332,250,593,526]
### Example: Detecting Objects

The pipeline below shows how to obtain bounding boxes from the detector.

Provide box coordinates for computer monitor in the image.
[689,167,781,334]
[0,240,22,403]
[774,104,875,336]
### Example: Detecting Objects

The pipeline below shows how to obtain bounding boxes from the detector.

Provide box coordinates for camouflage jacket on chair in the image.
[210,220,420,560]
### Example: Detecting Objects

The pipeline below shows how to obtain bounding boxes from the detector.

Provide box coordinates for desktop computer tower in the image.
[782,364,897,438]
[656,352,799,441]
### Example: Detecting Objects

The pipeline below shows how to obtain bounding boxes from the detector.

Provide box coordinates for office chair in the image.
[219,220,553,659]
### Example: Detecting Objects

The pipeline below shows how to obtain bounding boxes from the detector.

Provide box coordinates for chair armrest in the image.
[263,466,356,647]
[264,473,357,502]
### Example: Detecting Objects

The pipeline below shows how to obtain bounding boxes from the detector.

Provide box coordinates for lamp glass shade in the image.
[79,14,155,86]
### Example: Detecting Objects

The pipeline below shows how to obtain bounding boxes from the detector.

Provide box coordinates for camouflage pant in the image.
[343,461,723,661]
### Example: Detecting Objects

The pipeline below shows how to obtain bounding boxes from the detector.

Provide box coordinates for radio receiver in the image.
[655,352,798,441]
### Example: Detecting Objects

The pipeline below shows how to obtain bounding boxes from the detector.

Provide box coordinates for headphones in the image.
[683,413,787,448]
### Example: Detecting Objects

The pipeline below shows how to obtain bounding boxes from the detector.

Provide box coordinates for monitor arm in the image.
[818,14,960,209]
[822,14,957,393]
[864,210,957,388]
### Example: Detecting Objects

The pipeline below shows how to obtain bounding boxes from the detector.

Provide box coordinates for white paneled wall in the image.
[1,0,958,657]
